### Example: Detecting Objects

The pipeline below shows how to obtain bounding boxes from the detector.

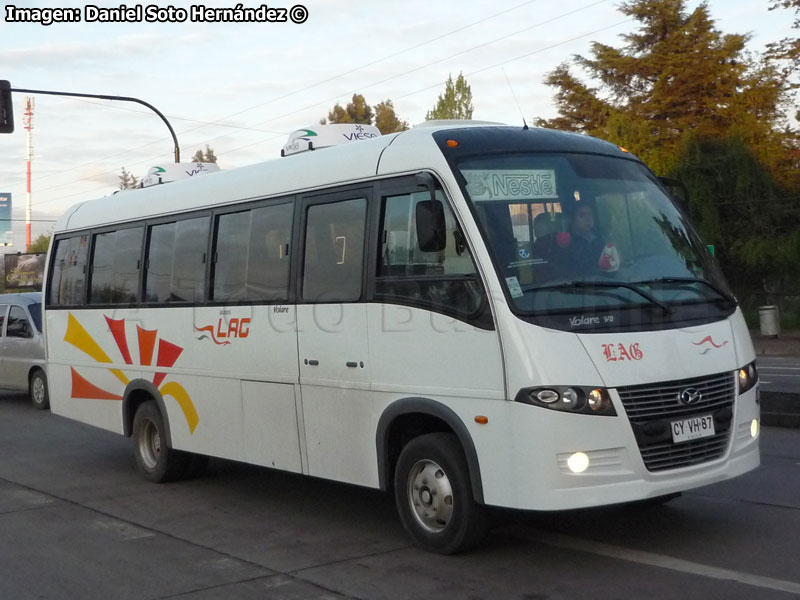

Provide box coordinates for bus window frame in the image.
[208,195,297,306]
[141,209,213,306]
[86,221,146,307]
[295,185,374,305]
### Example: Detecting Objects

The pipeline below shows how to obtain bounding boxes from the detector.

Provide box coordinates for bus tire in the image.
[394,432,487,554]
[29,369,50,410]
[132,401,189,483]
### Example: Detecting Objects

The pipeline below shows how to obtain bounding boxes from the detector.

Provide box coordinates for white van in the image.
[0,292,48,409]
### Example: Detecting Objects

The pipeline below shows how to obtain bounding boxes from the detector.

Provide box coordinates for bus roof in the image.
[53,124,639,234]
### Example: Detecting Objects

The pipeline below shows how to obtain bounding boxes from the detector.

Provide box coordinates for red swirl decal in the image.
[692,336,728,349]
[194,325,231,346]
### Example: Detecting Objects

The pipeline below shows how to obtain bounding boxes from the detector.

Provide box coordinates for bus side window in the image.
[376,191,484,318]
[48,235,89,306]
[212,202,293,303]
[89,227,143,304]
[248,202,292,301]
[302,198,367,303]
[145,217,209,303]
[213,211,250,302]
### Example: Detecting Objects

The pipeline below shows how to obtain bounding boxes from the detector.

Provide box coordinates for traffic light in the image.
[0,80,14,134]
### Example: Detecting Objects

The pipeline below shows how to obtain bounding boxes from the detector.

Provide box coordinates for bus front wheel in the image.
[393,432,487,554]
[132,401,189,483]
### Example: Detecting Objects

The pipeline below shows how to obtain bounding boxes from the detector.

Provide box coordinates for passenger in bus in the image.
[562,203,619,277]
[530,211,563,280]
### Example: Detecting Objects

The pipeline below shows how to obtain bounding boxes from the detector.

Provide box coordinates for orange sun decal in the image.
[65,313,199,433]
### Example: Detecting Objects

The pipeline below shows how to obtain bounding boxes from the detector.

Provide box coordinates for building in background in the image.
[0,193,12,247]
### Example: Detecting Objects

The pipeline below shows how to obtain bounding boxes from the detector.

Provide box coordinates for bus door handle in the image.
[304,358,319,366]
[346,361,364,368]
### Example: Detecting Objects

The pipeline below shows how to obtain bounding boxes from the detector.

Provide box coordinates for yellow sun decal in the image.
[65,313,199,433]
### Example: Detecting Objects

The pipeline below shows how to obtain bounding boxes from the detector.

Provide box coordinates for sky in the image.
[0,0,795,251]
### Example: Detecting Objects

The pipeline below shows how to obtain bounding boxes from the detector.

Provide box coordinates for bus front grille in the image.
[617,372,736,472]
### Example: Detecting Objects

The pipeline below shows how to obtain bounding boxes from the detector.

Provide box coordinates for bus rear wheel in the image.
[393,433,487,554]
[132,401,189,483]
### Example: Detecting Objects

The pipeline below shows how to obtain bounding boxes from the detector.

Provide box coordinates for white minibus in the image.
[43,122,760,553]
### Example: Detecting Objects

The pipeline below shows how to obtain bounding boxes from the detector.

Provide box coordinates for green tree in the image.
[374,99,409,134]
[536,0,800,309]
[426,72,474,120]
[118,167,139,190]
[767,0,800,121]
[669,136,791,282]
[192,145,218,163]
[27,233,51,253]
[536,0,790,173]
[321,94,409,134]
[324,94,374,125]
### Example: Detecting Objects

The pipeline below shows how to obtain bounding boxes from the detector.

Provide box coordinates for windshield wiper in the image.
[528,280,674,313]
[633,277,737,306]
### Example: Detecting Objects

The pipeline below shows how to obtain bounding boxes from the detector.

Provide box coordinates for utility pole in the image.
[23,96,33,251]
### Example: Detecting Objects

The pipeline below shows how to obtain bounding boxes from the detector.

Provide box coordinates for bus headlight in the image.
[587,388,611,412]
[737,361,758,394]
[517,386,616,416]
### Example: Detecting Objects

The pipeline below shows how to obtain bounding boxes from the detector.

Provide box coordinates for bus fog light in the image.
[567,452,589,473]
[750,419,759,438]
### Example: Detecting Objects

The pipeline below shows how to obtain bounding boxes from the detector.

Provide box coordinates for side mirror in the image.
[658,177,689,210]
[0,80,14,134]
[416,200,447,252]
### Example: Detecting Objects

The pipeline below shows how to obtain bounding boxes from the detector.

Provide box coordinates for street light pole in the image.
[9,87,181,163]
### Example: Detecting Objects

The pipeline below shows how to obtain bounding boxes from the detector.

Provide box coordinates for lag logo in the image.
[602,342,643,362]
[195,317,251,345]
[65,313,198,433]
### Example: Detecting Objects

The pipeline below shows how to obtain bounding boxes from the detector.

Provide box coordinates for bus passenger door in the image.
[295,190,376,487]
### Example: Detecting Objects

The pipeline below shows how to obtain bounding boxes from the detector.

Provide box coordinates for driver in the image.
[563,203,619,276]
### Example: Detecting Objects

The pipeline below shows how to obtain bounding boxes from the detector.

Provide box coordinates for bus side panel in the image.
[241,380,302,472]
[165,374,244,461]
[367,304,505,400]
[47,362,125,434]
[45,310,126,433]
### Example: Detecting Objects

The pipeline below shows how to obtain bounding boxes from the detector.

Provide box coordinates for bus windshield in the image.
[457,152,734,323]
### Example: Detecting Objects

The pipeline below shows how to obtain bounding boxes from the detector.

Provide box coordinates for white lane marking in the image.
[537,531,800,595]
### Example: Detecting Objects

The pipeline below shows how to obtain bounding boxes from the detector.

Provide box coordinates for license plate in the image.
[670,414,715,443]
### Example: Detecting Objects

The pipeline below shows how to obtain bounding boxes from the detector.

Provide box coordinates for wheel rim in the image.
[406,459,454,533]
[137,419,161,471]
[32,377,45,405]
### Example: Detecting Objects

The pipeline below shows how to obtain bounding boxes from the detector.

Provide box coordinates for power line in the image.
[24,0,545,190]
[30,0,621,206]
[210,2,620,156]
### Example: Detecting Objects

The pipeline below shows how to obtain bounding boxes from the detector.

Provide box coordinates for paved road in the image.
[758,356,800,394]
[2,391,800,599]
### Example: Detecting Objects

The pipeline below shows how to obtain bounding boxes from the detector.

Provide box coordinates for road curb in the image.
[760,391,800,429]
